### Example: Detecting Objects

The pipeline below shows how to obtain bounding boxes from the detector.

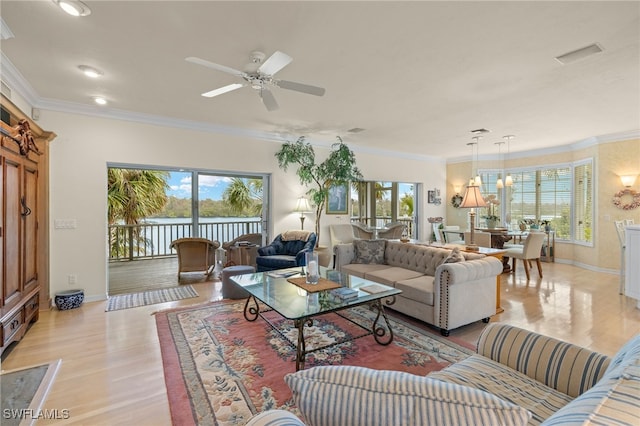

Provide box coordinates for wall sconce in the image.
[293,196,312,229]
[620,175,637,187]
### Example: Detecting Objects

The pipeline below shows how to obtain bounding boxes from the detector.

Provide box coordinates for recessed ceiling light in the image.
[78,65,103,78]
[92,96,107,105]
[53,0,91,17]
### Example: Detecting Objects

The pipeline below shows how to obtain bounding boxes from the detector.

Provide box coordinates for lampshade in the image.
[459,185,487,209]
[293,196,312,213]
[496,178,504,189]
[505,174,513,187]
[620,175,637,187]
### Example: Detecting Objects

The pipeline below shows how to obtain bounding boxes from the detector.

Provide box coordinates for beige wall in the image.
[446,138,640,272]
[37,109,446,302]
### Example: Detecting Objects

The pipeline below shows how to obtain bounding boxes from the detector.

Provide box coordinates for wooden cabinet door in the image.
[0,155,3,307]
[23,162,38,289]
[3,155,22,306]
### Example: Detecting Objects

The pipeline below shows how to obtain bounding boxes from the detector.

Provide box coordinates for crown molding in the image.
[0,52,39,105]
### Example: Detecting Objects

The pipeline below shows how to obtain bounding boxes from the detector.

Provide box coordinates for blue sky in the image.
[168,172,416,202]
[167,172,232,200]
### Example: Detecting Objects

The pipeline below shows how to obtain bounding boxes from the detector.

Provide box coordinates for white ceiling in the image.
[1,1,639,160]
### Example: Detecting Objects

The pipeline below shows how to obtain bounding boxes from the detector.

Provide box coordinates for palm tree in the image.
[222,178,263,216]
[108,168,169,256]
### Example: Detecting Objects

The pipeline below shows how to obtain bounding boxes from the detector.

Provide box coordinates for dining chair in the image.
[504,232,546,280]
[615,220,626,294]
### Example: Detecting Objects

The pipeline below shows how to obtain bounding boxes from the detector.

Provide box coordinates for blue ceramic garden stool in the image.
[221,265,254,299]
[55,289,84,310]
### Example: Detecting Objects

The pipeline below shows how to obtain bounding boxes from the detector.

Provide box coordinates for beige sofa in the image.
[248,323,640,426]
[334,240,503,336]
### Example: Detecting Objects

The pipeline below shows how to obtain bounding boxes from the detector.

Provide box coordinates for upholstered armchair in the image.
[169,237,220,278]
[255,231,317,272]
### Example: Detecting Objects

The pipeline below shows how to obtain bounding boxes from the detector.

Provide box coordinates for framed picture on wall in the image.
[428,190,436,204]
[326,183,349,214]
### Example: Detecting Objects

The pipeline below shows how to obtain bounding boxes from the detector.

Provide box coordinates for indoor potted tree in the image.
[275,136,363,248]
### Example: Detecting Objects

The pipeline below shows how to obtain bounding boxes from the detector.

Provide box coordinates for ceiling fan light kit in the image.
[186,50,325,111]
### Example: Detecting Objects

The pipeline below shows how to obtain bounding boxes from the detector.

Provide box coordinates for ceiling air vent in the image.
[555,43,603,65]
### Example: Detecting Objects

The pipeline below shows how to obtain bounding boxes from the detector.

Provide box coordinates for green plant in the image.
[275,136,363,246]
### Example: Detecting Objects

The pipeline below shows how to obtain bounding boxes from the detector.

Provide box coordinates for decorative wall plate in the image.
[451,194,463,208]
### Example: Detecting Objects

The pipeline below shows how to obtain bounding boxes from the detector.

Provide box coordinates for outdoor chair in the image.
[170,237,221,278]
[504,232,546,280]
[377,222,406,239]
[351,222,374,240]
[255,230,317,272]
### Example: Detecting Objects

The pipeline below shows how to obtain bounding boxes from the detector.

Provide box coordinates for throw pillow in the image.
[443,247,465,264]
[353,239,386,264]
[285,365,531,426]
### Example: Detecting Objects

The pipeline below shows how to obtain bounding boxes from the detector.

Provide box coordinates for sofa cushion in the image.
[255,255,297,270]
[428,354,573,425]
[354,239,387,264]
[286,365,531,426]
[394,275,435,305]
[364,267,424,287]
[541,365,640,425]
[442,247,465,264]
[341,263,390,278]
[542,334,640,425]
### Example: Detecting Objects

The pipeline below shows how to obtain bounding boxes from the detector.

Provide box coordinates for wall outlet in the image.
[68,274,77,285]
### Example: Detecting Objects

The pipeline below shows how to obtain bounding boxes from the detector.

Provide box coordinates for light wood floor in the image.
[2,262,639,425]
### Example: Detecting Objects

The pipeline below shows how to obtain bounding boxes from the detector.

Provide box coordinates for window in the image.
[479,158,593,243]
[573,161,593,244]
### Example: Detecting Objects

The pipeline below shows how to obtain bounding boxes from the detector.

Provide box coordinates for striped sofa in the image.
[247,323,640,426]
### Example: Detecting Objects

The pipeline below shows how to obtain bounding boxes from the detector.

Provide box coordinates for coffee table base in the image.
[243,295,396,371]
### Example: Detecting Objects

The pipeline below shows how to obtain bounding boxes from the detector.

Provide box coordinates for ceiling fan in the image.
[185,51,326,111]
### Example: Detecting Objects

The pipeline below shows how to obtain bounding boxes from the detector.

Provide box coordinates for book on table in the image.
[360,284,389,294]
[331,287,358,300]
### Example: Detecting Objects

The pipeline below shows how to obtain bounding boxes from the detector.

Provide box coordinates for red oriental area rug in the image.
[155,299,474,426]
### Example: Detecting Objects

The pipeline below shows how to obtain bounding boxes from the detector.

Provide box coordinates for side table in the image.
[226,244,258,267]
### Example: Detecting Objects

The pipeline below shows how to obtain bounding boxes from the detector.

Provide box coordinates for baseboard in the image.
[555,258,620,275]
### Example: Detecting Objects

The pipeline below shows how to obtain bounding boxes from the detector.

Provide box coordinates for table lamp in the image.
[293,196,312,229]
[459,182,487,251]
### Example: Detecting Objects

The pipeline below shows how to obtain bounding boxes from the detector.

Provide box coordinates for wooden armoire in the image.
[0,94,55,355]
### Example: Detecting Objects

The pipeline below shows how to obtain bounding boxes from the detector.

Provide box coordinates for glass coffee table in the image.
[230,267,401,370]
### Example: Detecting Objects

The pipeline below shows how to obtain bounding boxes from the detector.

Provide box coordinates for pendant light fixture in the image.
[503,135,514,187]
[495,141,505,189]
[469,136,482,186]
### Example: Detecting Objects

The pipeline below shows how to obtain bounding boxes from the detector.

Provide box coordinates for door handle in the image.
[21,196,32,217]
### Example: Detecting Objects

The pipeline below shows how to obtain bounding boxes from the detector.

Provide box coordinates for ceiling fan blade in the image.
[185,56,246,78]
[260,87,279,111]
[258,51,293,76]
[202,83,245,98]
[276,80,326,97]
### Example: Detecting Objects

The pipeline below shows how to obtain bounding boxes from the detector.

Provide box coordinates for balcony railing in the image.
[108,219,262,261]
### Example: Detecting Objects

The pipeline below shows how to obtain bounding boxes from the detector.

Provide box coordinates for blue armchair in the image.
[256,231,317,272]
